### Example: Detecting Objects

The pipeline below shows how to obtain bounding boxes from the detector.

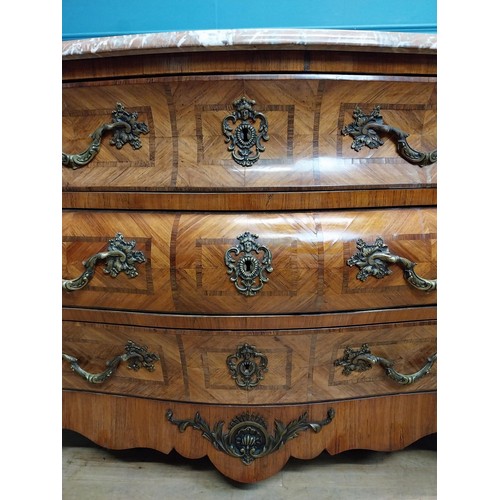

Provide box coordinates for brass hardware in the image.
[222,97,269,167]
[166,408,334,465]
[62,233,146,291]
[347,237,436,291]
[334,344,437,385]
[226,343,268,390]
[225,232,273,296]
[62,340,159,384]
[62,102,149,169]
[341,105,437,167]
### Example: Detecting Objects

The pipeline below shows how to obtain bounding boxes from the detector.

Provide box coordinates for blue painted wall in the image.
[62,0,436,40]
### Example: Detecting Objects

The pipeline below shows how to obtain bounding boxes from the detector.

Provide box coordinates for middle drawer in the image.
[62,208,436,314]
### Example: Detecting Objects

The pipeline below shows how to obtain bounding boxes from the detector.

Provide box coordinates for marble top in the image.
[62,28,437,59]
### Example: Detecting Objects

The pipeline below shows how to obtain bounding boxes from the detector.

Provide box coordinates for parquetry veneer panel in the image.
[62,320,436,404]
[62,208,436,314]
[62,77,436,192]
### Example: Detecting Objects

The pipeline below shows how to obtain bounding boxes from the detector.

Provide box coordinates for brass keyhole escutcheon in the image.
[226,343,268,390]
[222,97,269,167]
[225,232,273,297]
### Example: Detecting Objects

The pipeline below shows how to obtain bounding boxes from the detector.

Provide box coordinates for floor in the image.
[62,431,437,499]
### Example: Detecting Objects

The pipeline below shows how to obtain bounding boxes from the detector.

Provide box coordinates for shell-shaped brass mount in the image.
[62,102,149,169]
[341,105,437,167]
[166,408,334,465]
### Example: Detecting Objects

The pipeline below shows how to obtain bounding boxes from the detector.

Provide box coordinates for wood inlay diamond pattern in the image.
[63,77,436,192]
[63,321,436,404]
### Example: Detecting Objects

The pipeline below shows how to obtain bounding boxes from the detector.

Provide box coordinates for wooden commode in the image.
[62,29,437,483]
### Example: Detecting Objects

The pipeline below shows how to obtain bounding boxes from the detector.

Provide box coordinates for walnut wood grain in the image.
[62,49,436,82]
[62,305,437,331]
[62,390,437,483]
[62,208,436,314]
[62,76,436,193]
[62,188,436,211]
[62,320,436,404]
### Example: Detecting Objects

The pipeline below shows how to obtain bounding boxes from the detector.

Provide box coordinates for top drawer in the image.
[62,76,436,193]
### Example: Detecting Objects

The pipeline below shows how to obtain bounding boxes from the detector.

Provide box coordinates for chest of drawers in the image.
[62,29,437,483]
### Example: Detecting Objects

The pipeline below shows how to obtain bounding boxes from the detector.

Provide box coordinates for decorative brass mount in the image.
[334,344,437,385]
[62,102,149,169]
[62,340,159,384]
[222,97,269,167]
[62,233,146,291]
[166,409,334,465]
[224,232,273,296]
[341,105,437,167]
[347,237,436,291]
[226,344,268,390]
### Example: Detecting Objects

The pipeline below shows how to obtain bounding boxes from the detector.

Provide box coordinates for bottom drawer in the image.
[62,320,437,404]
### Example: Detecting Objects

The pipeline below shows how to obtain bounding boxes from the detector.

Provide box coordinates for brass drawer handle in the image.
[167,408,334,465]
[342,105,437,167]
[62,102,149,169]
[62,340,159,384]
[347,237,436,291]
[334,344,436,385]
[62,233,146,291]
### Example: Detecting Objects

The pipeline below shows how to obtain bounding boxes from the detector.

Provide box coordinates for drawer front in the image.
[62,208,436,314]
[62,320,436,404]
[62,76,436,192]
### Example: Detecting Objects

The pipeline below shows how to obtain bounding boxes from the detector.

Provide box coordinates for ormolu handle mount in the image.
[335,344,436,385]
[342,105,437,167]
[62,340,159,384]
[347,237,436,291]
[62,233,146,291]
[62,102,149,169]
